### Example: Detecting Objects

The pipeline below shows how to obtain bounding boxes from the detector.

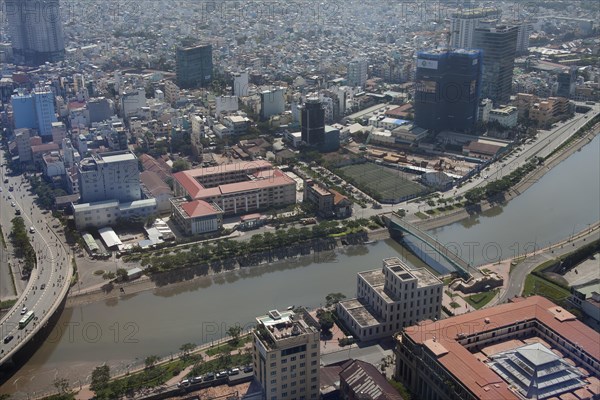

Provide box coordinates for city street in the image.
[0,149,71,365]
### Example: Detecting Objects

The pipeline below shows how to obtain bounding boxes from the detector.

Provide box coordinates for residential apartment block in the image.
[173,160,296,216]
[337,257,442,342]
[394,296,600,400]
[253,309,321,400]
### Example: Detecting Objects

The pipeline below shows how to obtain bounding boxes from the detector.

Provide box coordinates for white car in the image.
[10,202,15,207]
[29,227,35,233]
[21,306,27,315]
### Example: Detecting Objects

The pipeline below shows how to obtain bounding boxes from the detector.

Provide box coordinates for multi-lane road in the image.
[0,151,72,366]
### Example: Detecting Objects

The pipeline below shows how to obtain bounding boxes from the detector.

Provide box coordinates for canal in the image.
[1,135,599,397]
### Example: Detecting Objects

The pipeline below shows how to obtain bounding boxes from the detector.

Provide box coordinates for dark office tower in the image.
[556,67,576,98]
[176,44,213,89]
[5,0,65,65]
[300,98,325,146]
[446,50,483,132]
[473,24,518,105]
[414,49,482,133]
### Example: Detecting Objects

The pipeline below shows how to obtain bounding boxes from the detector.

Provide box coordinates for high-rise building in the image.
[300,98,325,146]
[233,71,249,97]
[33,88,58,137]
[253,308,321,400]
[514,21,534,54]
[78,150,141,203]
[473,25,518,104]
[260,88,285,120]
[450,7,501,50]
[347,58,368,88]
[5,0,65,65]
[11,88,57,137]
[176,45,213,89]
[414,49,482,133]
[556,67,577,98]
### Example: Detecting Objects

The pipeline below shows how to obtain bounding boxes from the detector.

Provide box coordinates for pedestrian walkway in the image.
[73,337,253,400]
[442,287,475,315]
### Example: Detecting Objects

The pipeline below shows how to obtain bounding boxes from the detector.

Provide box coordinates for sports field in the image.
[339,163,425,202]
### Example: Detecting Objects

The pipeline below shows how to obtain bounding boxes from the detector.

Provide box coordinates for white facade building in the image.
[215,95,239,115]
[337,257,443,342]
[260,88,285,120]
[121,88,146,117]
[450,8,501,49]
[347,58,368,88]
[72,198,158,230]
[78,150,141,203]
[489,106,518,128]
[233,71,249,97]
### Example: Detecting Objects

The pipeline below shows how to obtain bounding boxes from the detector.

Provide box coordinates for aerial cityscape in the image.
[0,0,598,399]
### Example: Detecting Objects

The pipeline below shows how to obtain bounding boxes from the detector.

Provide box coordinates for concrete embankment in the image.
[414,127,599,231]
[66,229,389,307]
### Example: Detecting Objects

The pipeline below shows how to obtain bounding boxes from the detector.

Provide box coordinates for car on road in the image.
[15,209,20,215]
[177,379,190,388]
[21,307,27,315]
[10,202,15,207]
[203,372,215,381]
[3,178,7,184]
[40,284,46,290]
[0,187,2,192]
[3,334,14,344]
[29,227,35,233]
[216,371,228,379]
[8,186,13,191]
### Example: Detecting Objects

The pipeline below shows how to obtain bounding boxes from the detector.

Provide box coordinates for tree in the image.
[316,309,334,333]
[172,159,191,173]
[180,342,197,360]
[90,365,111,395]
[144,355,160,369]
[227,325,243,343]
[116,268,128,281]
[325,292,346,308]
[53,377,70,394]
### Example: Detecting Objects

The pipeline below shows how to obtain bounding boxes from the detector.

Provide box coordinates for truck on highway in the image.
[18,310,34,329]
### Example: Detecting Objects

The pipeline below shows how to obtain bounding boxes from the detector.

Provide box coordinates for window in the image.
[271,379,277,384]
[270,362,276,367]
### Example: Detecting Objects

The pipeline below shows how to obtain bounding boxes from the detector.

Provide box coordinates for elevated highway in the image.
[0,154,72,368]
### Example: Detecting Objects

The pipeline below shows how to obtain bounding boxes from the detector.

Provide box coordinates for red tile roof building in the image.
[170,197,224,236]
[394,296,600,400]
[172,161,296,215]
